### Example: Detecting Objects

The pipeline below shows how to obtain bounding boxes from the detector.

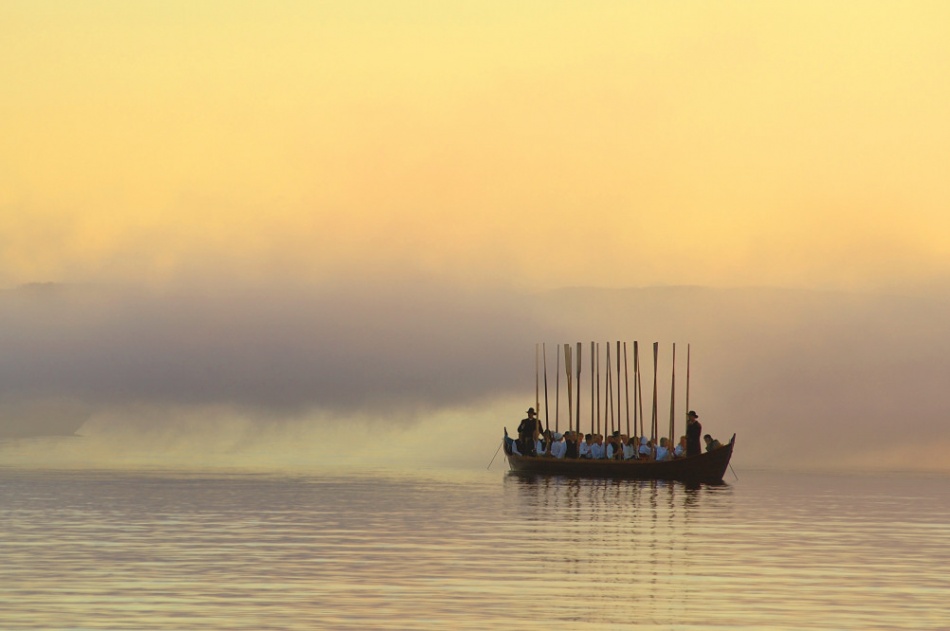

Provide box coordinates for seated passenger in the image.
[638,436,654,460]
[623,436,638,460]
[704,434,723,452]
[590,434,606,460]
[550,432,566,459]
[579,434,593,459]
[536,429,553,457]
[673,435,688,458]
[564,431,579,458]
[655,437,671,461]
[606,431,623,460]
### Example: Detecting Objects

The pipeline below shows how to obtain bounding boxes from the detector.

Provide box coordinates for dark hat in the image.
[688,410,699,418]
[527,407,536,414]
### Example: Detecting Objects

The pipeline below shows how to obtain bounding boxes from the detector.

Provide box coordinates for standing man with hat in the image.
[686,410,702,457]
[517,407,541,456]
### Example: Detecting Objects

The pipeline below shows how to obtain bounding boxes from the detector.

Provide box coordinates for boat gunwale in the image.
[505,434,735,482]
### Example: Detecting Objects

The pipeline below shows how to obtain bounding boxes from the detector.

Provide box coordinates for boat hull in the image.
[506,434,735,483]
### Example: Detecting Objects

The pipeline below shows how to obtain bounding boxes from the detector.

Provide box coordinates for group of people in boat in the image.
[513,407,722,461]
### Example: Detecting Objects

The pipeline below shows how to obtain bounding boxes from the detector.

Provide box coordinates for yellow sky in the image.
[2,1,949,290]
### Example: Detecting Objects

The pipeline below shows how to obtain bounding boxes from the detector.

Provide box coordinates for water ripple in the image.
[1,468,948,630]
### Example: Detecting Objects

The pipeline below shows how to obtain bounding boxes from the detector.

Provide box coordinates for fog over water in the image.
[2,278,949,472]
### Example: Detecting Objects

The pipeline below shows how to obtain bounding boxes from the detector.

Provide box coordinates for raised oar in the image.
[535,344,540,424]
[575,342,582,437]
[616,341,621,439]
[605,341,613,436]
[543,343,550,433]
[590,341,595,436]
[624,341,631,438]
[669,343,676,450]
[685,344,691,424]
[564,343,573,433]
[596,342,601,436]
[652,342,659,453]
[634,341,643,438]
[555,343,561,433]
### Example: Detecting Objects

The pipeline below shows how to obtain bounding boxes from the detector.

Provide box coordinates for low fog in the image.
[3,278,950,472]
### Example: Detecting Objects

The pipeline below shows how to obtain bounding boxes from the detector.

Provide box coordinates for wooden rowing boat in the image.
[504,434,736,483]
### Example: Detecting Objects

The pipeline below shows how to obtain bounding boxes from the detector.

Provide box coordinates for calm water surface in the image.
[1,466,948,630]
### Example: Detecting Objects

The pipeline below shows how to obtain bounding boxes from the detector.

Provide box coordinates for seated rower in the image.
[623,436,638,460]
[590,434,606,460]
[638,436,654,460]
[536,429,553,457]
[655,437,671,461]
[564,431,579,459]
[704,434,723,452]
[550,432,566,459]
[579,434,593,459]
[606,431,623,460]
[673,435,688,458]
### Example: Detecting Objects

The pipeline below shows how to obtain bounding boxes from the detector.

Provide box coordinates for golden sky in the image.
[3,1,950,290]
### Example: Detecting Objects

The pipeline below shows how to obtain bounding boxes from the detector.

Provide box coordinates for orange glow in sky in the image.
[2,1,950,290]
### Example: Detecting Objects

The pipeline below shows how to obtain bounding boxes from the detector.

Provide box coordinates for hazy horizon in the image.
[3,279,950,474]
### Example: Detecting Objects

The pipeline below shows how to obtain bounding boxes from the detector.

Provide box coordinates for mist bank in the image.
[3,279,950,472]
[0,278,550,436]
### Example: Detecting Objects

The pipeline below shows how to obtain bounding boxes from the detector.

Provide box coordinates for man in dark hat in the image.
[517,407,541,456]
[686,410,702,457]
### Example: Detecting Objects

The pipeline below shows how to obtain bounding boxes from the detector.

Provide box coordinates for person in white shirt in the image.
[655,437,671,461]
[606,431,625,460]
[590,434,606,459]
[623,436,638,460]
[579,434,593,459]
[638,436,654,460]
[673,435,687,458]
[550,432,566,458]
[536,429,552,457]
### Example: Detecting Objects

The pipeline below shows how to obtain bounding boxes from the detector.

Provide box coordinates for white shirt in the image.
[590,443,605,459]
[550,440,566,459]
[623,444,637,460]
[673,444,685,458]
[606,443,618,460]
[655,446,670,461]
[579,442,592,458]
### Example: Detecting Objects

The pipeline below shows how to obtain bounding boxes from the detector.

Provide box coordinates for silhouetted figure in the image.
[517,407,541,456]
[686,410,702,457]
[704,434,722,452]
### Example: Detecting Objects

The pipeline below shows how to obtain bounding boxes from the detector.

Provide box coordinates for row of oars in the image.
[534,342,690,446]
